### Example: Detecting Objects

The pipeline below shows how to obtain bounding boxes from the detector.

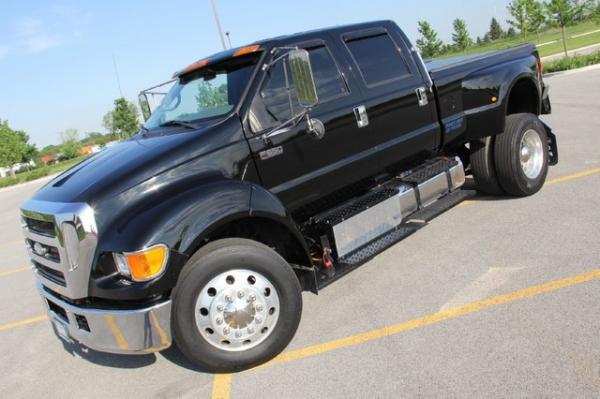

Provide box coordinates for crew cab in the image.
[21,20,556,372]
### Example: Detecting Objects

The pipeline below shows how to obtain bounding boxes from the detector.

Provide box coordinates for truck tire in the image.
[171,238,302,372]
[469,136,504,195]
[494,113,548,196]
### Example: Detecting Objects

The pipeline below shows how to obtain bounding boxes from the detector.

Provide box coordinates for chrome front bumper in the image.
[38,283,172,354]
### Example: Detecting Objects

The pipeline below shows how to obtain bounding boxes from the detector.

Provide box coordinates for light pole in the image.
[225,31,232,49]
[210,0,228,51]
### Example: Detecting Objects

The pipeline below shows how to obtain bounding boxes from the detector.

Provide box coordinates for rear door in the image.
[334,25,441,172]
[245,38,380,213]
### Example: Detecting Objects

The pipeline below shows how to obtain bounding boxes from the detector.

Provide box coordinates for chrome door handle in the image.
[416,87,429,107]
[353,105,369,128]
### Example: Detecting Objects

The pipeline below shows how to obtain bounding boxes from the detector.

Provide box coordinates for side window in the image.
[249,45,347,133]
[345,33,411,87]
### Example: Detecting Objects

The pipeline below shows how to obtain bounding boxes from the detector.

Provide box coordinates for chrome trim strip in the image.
[21,199,98,299]
[23,229,58,247]
[28,250,62,271]
[38,283,172,354]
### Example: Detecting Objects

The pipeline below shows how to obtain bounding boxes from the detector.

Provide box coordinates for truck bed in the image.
[425,44,538,87]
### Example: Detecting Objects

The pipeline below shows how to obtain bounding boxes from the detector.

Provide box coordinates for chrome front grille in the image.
[21,200,98,299]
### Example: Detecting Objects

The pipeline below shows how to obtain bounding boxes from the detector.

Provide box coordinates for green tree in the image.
[528,1,547,34]
[416,21,444,58]
[104,98,140,139]
[546,0,587,56]
[507,0,531,34]
[507,0,544,35]
[196,81,228,109]
[506,27,518,37]
[0,120,28,177]
[489,17,505,41]
[452,18,473,51]
[593,1,600,24]
[15,131,38,162]
[59,128,82,159]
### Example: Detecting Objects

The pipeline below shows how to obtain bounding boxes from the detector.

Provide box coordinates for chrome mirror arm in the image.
[261,108,309,144]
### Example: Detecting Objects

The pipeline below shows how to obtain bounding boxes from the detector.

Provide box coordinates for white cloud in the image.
[12,8,90,54]
[24,35,64,52]
[15,17,43,37]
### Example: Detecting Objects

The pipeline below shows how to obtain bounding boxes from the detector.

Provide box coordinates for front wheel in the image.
[494,113,549,196]
[172,238,302,372]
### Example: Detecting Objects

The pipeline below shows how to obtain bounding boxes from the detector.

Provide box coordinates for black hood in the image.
[31,116,249,209]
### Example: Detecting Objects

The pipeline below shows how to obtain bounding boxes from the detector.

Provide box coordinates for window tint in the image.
[345,33,411,86]
[249,46,347,133]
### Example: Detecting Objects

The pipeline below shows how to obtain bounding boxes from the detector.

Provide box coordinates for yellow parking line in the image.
[212,374,232,399]
[0,267,30,278]
[0,314,48,332]
[461,167,600,207]
[545,167,600,186]
[211,268,600,398]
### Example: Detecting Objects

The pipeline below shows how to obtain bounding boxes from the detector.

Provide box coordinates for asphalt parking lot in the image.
[1,67,599,399]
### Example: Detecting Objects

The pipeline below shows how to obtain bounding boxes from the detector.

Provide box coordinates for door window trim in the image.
[249,40,350,135]
[341,28,415,89]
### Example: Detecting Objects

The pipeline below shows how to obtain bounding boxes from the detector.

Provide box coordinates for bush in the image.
[544,51,600,73]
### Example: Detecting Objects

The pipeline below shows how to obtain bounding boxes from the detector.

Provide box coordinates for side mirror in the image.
[138,93,151,121]
[288,49,318,108]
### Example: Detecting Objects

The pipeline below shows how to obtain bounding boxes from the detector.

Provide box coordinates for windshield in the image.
[144,55,259,129]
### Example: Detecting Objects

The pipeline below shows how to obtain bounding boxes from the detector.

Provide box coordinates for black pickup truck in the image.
[21,20,556,371]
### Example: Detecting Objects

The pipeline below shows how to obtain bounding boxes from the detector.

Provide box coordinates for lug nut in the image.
[237,290,245,298]
[216,304,224,312]
[255,316,262,324]
[248,294,256,302]
[235,331,242,338]
[225,295,233,303]
[223,327,230,335]
[247,327,254,334]
[255,304,264,312]
[216,317,223,325]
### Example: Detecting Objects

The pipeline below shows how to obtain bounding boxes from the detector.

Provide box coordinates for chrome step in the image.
[320,158,466,259]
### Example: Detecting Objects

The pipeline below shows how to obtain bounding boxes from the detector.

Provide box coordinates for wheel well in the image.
[202,217,311,268]
[506,78,539,115]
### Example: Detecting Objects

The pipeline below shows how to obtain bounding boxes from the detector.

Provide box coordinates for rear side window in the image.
[249,45,347,133]
[345,33,411,87]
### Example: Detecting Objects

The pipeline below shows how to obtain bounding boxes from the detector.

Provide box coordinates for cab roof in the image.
[173,20,394,78]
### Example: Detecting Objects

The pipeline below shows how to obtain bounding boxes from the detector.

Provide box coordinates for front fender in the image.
[99,179,308,255]
[92,179,311,300]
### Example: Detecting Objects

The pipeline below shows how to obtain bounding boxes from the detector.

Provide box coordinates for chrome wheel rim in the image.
[520,129,544,179]
[194,269,280,351]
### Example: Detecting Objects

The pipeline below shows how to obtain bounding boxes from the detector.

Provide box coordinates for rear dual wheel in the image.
[172,238,302,372]
[470,113,548,197]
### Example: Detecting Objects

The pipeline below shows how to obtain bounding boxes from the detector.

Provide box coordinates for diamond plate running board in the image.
[317,189,476,289]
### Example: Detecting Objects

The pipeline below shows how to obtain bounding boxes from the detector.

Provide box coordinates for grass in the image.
[0,156,88,189]
[442,21,600,59]
[543,51,600,73]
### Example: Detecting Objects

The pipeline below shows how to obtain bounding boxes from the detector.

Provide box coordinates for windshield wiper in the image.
[159,120,200,129]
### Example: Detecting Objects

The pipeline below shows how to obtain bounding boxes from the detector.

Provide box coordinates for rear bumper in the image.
[38,283,172,354]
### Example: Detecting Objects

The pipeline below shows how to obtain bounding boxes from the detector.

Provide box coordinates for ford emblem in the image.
[33,242,48,257]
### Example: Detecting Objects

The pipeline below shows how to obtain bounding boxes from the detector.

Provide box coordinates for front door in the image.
[245,38,380,214]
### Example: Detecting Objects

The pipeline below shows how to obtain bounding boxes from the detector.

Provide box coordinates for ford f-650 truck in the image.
[21,20,556,372]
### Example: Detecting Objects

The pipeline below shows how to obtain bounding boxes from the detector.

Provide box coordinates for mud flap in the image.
[542,121,559,166]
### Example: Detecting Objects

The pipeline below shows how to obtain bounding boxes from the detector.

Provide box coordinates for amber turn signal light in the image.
[113,244,169,282]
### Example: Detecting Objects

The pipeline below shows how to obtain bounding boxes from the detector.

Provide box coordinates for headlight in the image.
[112,244,169,282]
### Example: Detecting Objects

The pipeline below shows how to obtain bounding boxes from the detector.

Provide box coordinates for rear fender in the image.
[459,56,539,143]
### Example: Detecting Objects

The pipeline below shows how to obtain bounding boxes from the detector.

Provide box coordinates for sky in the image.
[0,0,512,148]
